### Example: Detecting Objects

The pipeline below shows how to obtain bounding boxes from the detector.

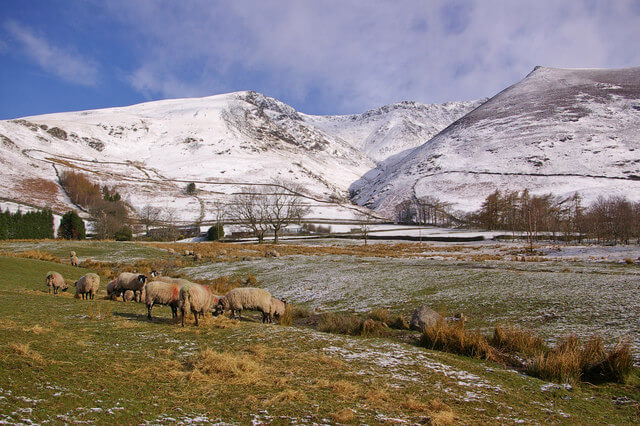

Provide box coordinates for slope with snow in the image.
[352,66,640,215]
[305,100,481,163]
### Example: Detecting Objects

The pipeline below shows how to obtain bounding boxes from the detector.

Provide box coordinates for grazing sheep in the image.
[74,273,100,300]
[45,271,68,294]
[106,279,119,300]
[179,283,220,326]
[216,287,274,323]
[145,280,184,320]
[114,272,147,302]
[267,297,286,323]
[70,255,79,267]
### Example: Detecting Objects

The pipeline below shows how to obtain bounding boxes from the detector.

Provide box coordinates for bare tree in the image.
[356,211,376,245]
[264,181,309,243]
[139,204,162,235]
[231,189,271,243]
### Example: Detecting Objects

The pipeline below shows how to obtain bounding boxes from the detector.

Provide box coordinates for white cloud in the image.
[103,0,640,113]
[4,20,99,86]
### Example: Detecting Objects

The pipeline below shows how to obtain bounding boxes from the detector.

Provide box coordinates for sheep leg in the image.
[194,311,199,326]
[181,309,185,327]
[171,306,177,318]
[52,287,56,295]
[147,304,153,320]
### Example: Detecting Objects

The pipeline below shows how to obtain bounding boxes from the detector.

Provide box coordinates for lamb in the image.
[179,283,220,326]
[123,290,135,302]
[106,279,118,300]
[215,287,275,323]
[70,255,79,267]
[45,271,68,294]
[74,273,100,300]
[145,280,185,320]
[114,272,147,302]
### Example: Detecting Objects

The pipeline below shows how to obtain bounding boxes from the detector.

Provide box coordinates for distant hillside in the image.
[351,66,640,215]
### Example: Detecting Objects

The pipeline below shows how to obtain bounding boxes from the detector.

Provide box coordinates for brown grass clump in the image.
[400,397,428,412]
[388,315,410,330]
[264,389,308,405]
[367,308,391,323]
[491,325,547,357]
[290,304,314,319]
[420,319,497,362]
[86,304,112,320]
[527,335,633,384]
[3,249,60,263]
[9,342,47,366]
[330,408,355,423]
[428,399,455,425]
[330,380,362,400]
[364,388,390,404]
[185,348,261,384]
[23,325,50,334]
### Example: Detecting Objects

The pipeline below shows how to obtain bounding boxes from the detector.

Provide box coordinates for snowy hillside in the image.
[352,66,640,215]
[305,100,481,163]
[0,91,476,224]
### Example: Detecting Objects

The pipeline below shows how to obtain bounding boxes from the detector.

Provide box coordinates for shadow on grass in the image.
[113,311,178,325]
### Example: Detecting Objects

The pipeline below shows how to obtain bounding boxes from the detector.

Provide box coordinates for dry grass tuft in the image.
[265,389,308,405]
[420,319,497,361]
[427,399,455,425]
[330,408,355,423]
[23,325,50,334]
[290,304,314,319]
[185,348,261,384]
[330,380,362,400]
[491,325,547,357]
[388,315,410,330]
[364,388,390,404]
[400,397,428,412]
[9,342,47,366]
[1,249,60,263]
[367,308,391,323]
[527,335,633,384]
[198,314,239,329]
[317,313,388,337]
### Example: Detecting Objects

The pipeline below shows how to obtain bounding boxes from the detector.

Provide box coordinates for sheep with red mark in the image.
[179,283,220,326]
[145,280,185,320]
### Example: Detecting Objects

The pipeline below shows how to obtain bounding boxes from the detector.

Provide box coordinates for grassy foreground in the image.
[0,252,639,423]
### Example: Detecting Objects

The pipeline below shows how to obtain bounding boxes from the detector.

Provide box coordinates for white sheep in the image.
[216,287,274,323]
[268,297,287,323]
[114,272,147,302]
[145,280,184,320]
[179,283,220,326]
[70,251,76,257]
[45,271,68,294]
[74,273,100,300]
[70,255,79,267]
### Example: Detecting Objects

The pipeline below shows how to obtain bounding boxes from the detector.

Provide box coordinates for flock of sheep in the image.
[44,251,287,326]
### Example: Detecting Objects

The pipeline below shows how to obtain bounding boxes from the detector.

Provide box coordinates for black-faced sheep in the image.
[179,283,220,326]
[145,280,183,320]
[215,287,275,323]
[74,273,100,300]
[45,271,68,294]
[114,272,147,302]
[70,255,79,267]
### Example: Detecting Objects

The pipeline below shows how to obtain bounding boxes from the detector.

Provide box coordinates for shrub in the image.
[317,313,387,337]
[207,224,225,241]
[367,308,391,323]
[114,226,133,241]
[58,210,86,239]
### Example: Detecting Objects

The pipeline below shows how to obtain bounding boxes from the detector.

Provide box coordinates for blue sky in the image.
[1,0,640,119]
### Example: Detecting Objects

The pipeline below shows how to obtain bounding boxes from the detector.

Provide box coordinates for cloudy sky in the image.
[1,0,640,119]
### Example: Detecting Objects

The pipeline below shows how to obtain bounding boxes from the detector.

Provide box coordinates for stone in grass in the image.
[410,306,442,331]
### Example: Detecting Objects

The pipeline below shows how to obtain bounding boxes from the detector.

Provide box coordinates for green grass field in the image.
[0,241,639,423]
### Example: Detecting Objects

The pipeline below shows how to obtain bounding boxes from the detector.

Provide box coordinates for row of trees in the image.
[470,189,640,245]
[0,209,54,240]
[394,196,459,227]
[59,171,132,239]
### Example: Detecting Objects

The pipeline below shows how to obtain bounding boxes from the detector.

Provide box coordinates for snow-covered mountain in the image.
[0,91,476,223]
[351,66,640,215]
[305,100,481,163]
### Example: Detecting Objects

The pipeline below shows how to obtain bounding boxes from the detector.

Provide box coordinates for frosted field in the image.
[184,254,640,357]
